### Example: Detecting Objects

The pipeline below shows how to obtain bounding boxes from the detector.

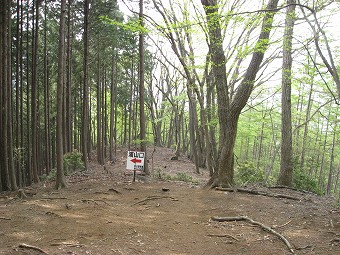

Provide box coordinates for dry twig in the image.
[18,243,48,254]
[273,219,292,229]
[0,217,11,220]
[211,216,295,254]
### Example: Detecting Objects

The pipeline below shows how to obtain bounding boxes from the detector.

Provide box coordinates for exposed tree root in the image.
[132,195,178,206]
[268,185,316,195]
[17,189,27,199]
[206,177,233,190]
[216,187,300,200]
[18,243,48,254]
[211,216,295,254]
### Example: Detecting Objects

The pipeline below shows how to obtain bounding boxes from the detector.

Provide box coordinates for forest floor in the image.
[0,147,339,255]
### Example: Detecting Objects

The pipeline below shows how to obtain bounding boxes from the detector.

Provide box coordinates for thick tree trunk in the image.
[278,0,296,186]
[25,0,32,186]
[55,0,67,189]
[65,0,73,153]
[138,0,149,174]
[15,0,22,187]
[31,0,41,183]
[202,0,279,187]
[1,0,11,190]
[43,0,51,175]
[81,0,89,170]
[7,6,17,190]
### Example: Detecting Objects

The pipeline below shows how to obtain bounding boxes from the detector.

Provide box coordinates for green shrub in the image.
[153,168,166,180]
[293,169,322,195]
[173,172,193,182]
[40,151,85,181]
[236,161,264,185]
[41,169,57,181]
[63,150,85,175]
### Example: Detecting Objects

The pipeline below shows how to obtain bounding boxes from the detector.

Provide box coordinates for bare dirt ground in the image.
[1,147,339,255]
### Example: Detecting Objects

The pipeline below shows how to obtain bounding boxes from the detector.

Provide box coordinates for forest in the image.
[0,0,340,198]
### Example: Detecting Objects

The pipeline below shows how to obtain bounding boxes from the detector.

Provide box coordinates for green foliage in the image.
[173,172,193,182]
[254,38,269,53]
[101,15,148,34]
[293,169,322,195]
[153,168,166,180]
[41,151,85,181]
[292,155,322,194]
[153,169,198,184]
[63,151,85,175]
[40,170,55,182]
[235,161,264,185]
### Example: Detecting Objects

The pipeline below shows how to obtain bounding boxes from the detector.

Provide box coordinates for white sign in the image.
[126,151,145,171]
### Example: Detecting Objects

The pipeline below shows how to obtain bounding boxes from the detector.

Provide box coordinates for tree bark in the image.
[202,0,279,187]
[138,0,149,175]
[6,2,17,190]
[31,0,41,183]
[278,0,296,187]
[55,0,67,189]
[43,0,51,175]
[109,52,116,162]
[81,0,89,170]
[0,0,11,190]
[326,125,336,195]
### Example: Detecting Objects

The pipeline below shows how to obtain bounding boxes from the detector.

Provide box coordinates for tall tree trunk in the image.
[65,0,73,153]
[15,0,22,187]
[109,53,116,162]
[43,0,51,175]
[96,58,103,165]
[25,0,32,186]
[202,0,279,187]
[0,0,11,190]
[31,0,41,183]
[81,0,89,170]
[300,81,313,170]
[139,0,149,175]
[318,110,330,190]
[19,0,25,185]
[55,0,67,189]
[188,90,200,174]
[103,71,107,160]
[7,2,18,190]
[278,0,296,186]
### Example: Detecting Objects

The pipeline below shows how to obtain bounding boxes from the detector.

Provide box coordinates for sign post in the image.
[126,151,145,182]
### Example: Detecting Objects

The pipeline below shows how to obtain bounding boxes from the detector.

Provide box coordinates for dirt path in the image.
[0,147,339,255]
